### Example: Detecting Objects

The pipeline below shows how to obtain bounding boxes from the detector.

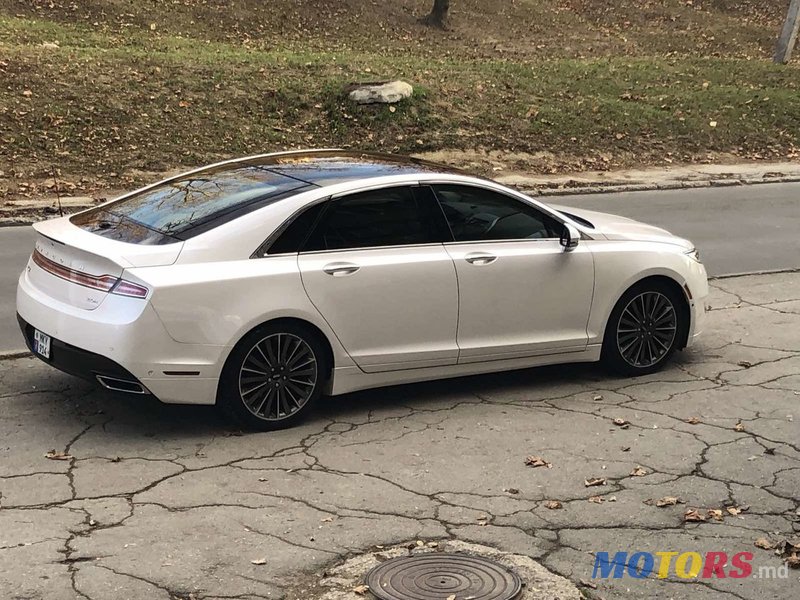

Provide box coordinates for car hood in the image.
[551,204,694,250]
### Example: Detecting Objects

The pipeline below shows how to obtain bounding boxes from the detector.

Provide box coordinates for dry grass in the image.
[1,0,798,192]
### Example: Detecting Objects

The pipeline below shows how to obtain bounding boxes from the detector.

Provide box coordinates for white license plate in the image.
[33,329,51,359]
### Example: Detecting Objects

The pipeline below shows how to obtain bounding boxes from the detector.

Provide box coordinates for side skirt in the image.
[329,345,602,396]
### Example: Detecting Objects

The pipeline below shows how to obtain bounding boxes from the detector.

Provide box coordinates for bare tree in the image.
[775,0,800,63]
[423,0,450,29]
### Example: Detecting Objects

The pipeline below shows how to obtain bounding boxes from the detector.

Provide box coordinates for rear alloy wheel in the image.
[602,282,685,376]
[218,323,327,430]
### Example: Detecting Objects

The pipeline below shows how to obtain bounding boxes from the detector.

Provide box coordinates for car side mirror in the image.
[560,223,580,252]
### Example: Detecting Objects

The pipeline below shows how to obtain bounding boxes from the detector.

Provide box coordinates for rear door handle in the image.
[464,253,497,265]
[322,262,360,276]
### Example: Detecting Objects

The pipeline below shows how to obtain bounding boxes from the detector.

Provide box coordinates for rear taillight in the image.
[32,249,149,299]
[110,279,149,298]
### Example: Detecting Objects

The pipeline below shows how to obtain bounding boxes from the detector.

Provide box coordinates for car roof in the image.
[223,150,468,187]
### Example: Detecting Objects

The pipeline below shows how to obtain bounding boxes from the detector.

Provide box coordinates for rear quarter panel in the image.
[130,256,355,367]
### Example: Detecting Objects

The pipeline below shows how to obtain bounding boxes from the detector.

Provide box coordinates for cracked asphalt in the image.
[1,272,798,600]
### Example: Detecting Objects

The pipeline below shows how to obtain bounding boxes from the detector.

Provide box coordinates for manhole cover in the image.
[364,553,523,600]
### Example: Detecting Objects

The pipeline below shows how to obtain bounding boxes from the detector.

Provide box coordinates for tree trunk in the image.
[423,0,450,29]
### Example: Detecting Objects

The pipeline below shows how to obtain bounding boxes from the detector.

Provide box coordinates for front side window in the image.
[433,184,561,242]
[303,187,439,252]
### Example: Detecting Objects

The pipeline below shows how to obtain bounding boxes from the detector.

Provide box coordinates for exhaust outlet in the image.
[95,374,148,395]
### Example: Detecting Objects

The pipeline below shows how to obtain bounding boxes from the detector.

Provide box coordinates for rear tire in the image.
[601,281,686,376]
[217,322,328,431]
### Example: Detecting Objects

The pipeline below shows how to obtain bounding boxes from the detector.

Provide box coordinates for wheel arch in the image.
[215,316,336,403]
[604,274,692,350]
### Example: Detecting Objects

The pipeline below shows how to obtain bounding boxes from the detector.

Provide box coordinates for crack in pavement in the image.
[1,272,799,599]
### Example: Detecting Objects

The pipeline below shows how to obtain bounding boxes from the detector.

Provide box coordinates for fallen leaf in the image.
[525,455,552,468]
[544,500,563,509]
[588,496,604,504]
[734,421,745,432]
[353,584,370,595]
[684,509,707,522]
[726,507,742,516]
[786,554,800,569]
[707,509,724,521]
[655,496,681,507]
[251,558,267,565]
[630,466,648,477]
[612,418,629,427]
[755,538,774,550]
[584,477,606,487]
[686,416,702,425]
[446,595,456,600]
[45,450,72,461]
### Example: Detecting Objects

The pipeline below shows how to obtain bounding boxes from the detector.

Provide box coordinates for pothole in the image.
[283,540,582,600]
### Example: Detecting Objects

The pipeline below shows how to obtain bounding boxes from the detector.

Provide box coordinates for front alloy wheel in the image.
[602,282,685,376]
[219,323,327,430]
[616,291,677,368]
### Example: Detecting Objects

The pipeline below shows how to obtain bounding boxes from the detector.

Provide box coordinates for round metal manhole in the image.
[364,553,523,600]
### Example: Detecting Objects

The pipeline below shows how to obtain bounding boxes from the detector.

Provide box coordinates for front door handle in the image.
[322,262,360,276]
[464,253,497,265]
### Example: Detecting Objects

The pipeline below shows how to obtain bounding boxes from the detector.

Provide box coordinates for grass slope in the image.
[1,0,798,189]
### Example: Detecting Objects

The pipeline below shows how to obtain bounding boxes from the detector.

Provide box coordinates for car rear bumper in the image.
[16,268,225,405]
[17,313,149,393]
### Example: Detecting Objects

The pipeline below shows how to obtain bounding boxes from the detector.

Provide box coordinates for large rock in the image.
[347,80,413,104]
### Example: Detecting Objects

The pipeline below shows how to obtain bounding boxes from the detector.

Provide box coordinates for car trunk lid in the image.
[29,217,183,310]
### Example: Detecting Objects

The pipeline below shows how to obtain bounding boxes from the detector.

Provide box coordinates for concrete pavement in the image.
[1,181,799,353]
[0,271,798,599]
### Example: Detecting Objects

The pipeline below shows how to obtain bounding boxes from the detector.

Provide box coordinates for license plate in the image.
[33,329,51,359]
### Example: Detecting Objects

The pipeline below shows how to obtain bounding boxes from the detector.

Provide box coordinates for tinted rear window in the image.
[73,163,310,241]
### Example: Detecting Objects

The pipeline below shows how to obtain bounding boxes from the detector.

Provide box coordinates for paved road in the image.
[1,272,798,600]
[1,182,798,352]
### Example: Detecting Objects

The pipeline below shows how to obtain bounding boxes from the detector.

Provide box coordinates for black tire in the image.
[601,280,687,376]
[217,321,328,431]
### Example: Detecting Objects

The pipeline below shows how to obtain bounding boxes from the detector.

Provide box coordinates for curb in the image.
[0,350,32,360]
[520,174,800,197]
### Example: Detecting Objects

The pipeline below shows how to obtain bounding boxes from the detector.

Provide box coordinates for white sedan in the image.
[17,150,708,429]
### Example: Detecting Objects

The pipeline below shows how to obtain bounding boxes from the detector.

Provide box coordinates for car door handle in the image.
[464,253,497,265]
[322,262,360,276]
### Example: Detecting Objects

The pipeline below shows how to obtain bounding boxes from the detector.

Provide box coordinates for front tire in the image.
[601,281,686,376]
[217,322,328,431]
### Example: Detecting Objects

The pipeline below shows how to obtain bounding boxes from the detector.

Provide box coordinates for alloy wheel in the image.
[238,333,318,421]
[616,291,677,368]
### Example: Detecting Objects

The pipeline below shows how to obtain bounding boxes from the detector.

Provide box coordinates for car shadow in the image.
[66,361,614,436]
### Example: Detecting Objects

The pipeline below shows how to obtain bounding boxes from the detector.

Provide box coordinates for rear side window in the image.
[72,163,310,240]
[267,202,327,255]
[433,184,561,242]
[303,187,441,252]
